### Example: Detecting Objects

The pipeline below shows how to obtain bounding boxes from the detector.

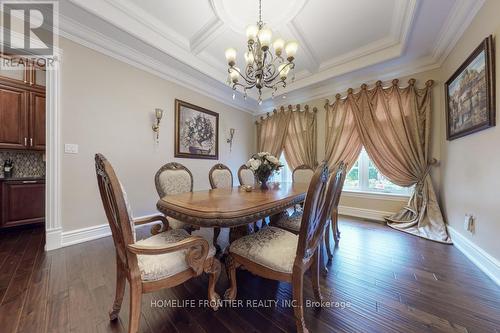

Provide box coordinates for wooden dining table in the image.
[156,182,308,243]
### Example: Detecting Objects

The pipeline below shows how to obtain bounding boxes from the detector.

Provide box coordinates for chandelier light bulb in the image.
[258,27,273,50]
[246,25,259,42]
[285,41,298,61]
[244,51,255,65]
[278,63,291,80]
[225,48,237,66]
[273,38,285,56]
[229,67,240,83]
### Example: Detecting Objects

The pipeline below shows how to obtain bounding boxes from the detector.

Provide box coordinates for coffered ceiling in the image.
[59,0,484,113]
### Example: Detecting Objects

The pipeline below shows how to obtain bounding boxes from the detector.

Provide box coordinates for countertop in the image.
[0,176,45,182]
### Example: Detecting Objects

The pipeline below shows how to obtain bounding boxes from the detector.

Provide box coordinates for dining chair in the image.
[225,161,345,333]
[208,163,233,251]
[273,163,346,260]
[95,154,221,333]
[273,164,314,231]
[237,164,256,186]
[154,162,194,230]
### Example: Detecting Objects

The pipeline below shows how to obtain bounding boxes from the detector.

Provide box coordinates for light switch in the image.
[64,143,79,154]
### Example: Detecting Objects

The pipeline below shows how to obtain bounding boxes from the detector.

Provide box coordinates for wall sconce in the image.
[152,108,163,143]
[227,128,236,151]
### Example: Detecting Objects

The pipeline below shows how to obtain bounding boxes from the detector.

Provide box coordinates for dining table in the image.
[156,182,308,246]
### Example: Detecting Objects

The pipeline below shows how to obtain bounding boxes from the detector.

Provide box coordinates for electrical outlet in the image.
[464,214,474,233]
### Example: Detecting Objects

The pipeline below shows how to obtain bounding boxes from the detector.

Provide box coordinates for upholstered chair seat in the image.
[136,229,216,281]
[272,212,302,234]
[229,226,298,273]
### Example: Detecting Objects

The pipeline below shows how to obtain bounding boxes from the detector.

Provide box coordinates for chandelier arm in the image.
[230,67,256,85]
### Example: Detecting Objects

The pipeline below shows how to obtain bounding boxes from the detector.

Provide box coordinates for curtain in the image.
[324,94,363,170]
[256,107,292,157]
[347,79,451,244]
[283,106,318,169]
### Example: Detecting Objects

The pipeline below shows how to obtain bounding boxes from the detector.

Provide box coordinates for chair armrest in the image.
[133,215,169,235]
[127,236,210,275]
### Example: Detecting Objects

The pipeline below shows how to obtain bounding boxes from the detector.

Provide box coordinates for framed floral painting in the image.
[174,99,219,159]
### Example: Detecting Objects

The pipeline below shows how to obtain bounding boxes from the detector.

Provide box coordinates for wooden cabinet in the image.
[30,92,46,150]
[0,179,45,228]
[0,83,28,149]
[0,71,45,151]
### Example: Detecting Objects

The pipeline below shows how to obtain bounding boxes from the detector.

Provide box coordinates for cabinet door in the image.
[33,66,46,88]
[0,56,28,84]
[0,83,28,149]
[30,92,45,150]
[1,181,45,228]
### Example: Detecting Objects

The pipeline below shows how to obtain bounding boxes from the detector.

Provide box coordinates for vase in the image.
[258,176,270,190]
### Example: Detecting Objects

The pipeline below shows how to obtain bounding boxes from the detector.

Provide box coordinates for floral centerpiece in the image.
[246,152,283,189]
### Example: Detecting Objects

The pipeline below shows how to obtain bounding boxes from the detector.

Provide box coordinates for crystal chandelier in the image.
[224,0,298,104]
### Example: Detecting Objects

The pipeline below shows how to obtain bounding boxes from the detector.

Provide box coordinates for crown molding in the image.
[190,17,226,55]
[286,21,320,72]
[58,14,257,114]
[430,0,485,66]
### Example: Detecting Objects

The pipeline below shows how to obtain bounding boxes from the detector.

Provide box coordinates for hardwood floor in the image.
[1,218,499,333]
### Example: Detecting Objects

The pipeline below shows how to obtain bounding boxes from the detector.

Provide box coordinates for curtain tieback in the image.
[416,158,438,187]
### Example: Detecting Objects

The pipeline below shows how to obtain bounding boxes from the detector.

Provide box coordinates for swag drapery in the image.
[256,105,318,169]
[325,79,451,244]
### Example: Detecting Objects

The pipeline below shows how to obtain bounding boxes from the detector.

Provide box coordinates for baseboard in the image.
[447,226,500,286]
[338,205,393,222]
[60,213,159,248]
[45,228,62,251]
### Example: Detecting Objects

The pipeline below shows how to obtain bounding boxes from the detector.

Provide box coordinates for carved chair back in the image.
[296,162,345,262]
[95,153,137,272]
[209,163,233,189]
[292,165,314,184]
[238,164,256,186]
[155,162,194,198]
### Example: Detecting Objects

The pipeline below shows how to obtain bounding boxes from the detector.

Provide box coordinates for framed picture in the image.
[445,35,496,140]
[174,99,219,159]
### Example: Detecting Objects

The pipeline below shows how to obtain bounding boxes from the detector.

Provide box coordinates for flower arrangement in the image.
[181,114,215,153]
[246,152,283,189]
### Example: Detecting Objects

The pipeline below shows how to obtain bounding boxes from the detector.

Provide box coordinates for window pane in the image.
[367,159,409,194]
[271,153,292,183]
[344,159,360,189]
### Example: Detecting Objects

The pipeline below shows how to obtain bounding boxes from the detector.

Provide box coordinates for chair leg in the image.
[332,210,340,244]
[128,281,142,333]
[223,255,239,300]
[213,227,221,254]
[311,247,323,302]
[204,257,221,311]
[109,259,126,320]
[292,270,309,333]
[324,222,333,261]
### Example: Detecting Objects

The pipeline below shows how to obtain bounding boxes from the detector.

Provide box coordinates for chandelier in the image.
[224,0,298,104]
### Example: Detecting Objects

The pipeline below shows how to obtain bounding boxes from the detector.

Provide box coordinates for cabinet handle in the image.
[30,138,33,146]
[22,180,37,184]
[24,137,27,146]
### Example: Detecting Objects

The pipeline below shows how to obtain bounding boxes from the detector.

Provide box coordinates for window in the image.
[271,153,292,183]
[344,149,410,195]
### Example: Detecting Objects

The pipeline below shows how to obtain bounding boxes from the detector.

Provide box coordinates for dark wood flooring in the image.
[1,218,499,333]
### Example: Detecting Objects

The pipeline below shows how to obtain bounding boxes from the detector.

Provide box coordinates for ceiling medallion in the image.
[224,0,298,104]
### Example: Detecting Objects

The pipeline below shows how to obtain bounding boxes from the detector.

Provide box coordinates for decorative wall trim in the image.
[338,206,393,222]
[60,214,159,247]
[447,226,500,286]
[45,50,63,251]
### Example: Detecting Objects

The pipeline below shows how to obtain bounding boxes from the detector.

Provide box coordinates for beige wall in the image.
[60,38,255,232]
[438,0,500,260]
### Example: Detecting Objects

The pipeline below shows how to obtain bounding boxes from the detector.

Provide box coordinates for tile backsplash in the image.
[0,151,45,178]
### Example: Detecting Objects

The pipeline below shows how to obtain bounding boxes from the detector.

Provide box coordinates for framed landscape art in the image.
[445,35,495,140]
[174,99,219,159]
